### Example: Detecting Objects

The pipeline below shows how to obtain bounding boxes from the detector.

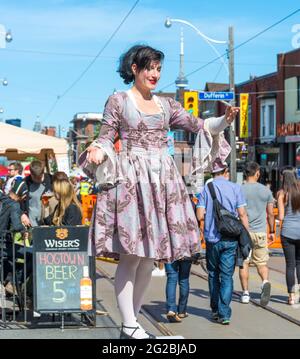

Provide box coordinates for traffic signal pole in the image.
[228,26,237,182]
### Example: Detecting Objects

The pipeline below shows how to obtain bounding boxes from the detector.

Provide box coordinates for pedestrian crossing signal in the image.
[184,91,198,117]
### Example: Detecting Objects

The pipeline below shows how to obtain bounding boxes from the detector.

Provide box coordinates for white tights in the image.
[114,254,154,339]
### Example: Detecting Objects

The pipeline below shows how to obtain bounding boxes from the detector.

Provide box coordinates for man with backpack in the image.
[196,159,249,325]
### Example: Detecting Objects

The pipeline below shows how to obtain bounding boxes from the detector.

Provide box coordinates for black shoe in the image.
[120,324,156,339]
[145,331,156,339]
[211,312,219,321]
[260,281,271,307]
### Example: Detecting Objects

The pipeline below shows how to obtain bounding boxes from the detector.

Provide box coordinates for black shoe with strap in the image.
[120,324,156,339]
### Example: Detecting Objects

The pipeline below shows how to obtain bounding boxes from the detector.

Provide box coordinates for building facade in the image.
[71,112,103,164]
[233,47,300,189]
[277,48,300,169]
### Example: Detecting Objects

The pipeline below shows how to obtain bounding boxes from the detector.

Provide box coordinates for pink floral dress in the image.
[88,91,223,262]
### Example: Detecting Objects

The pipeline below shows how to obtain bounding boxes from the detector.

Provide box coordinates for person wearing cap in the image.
[196,159,249,325]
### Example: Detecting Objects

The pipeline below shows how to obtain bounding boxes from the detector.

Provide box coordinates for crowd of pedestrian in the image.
[163,161,300,329]
[0,160,90,305]
[1,43,300,340]
[0,155,299,334]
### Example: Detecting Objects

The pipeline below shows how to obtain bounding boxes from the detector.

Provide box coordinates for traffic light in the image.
[183,91,199,117]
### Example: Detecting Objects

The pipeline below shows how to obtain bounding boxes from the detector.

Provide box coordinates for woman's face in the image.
[132,61,162,91]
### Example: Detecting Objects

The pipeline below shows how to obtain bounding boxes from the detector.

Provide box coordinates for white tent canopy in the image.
[0,122,69,173]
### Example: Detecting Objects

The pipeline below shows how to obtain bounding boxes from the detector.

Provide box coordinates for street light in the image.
[164,17,229,76]
[0,24,13,48]
[5,30,12,43]
[164,17,236,181]
[0,78,8,86]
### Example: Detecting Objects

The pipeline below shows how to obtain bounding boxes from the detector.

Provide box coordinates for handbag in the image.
[207,182,241,238]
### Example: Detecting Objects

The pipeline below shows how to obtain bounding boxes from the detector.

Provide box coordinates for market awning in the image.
[0,122,68,161]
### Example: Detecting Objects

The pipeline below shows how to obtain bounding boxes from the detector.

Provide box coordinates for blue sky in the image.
[0,0,299,132]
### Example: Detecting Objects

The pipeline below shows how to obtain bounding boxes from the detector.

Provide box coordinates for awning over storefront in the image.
[277,135,300,143]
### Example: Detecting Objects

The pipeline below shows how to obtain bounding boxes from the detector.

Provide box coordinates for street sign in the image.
[199,92,234,101]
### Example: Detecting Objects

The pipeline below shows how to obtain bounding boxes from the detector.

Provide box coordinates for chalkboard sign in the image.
[32,226,92,313]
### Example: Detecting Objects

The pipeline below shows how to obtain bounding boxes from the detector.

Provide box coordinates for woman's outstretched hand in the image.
[86,146,107,165]
[225,106,239,125]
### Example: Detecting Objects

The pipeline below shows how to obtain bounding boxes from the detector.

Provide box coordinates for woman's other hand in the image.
[86,146,107,165]
[225,106,239,125]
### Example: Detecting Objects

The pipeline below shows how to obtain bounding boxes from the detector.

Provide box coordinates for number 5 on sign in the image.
[53,281,67,303]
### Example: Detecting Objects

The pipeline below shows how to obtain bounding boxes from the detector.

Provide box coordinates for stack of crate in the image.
[81,195,97,225]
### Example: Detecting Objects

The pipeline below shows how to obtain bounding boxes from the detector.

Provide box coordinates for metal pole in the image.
[1,232,6,323]
[228,26,237,182]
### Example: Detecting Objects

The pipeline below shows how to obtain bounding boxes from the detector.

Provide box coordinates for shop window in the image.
[248,104,252,137]
[298,77,300,110]
[261,105,266,137]
[269,105,275,136]
[260,99,276,140]
[296,143,300,168]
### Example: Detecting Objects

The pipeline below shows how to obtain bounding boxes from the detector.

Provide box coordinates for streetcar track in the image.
[268,266,286,275]
[96,262,175,337]
[97,258,300,335]
[191,268,300,328]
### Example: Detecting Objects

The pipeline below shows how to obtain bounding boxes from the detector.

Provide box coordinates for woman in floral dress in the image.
[84,45,239,339]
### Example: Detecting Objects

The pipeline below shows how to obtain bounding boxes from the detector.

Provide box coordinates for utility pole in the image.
[228,26,236,182]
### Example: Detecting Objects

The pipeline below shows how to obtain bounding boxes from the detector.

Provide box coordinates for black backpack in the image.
[207,182,242,238]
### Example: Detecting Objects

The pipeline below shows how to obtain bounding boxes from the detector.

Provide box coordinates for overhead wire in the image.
[159,8,300,91]
[4,48,300,68]
[44,0,140,120]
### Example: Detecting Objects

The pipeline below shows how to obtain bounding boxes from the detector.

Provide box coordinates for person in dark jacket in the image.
[43,178,82,226]
[0,180,30,292]
[0,180,27,234]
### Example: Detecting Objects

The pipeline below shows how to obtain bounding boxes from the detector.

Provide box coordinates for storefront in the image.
[277,122,300,169]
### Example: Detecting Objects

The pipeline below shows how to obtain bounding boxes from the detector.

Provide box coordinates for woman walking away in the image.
[278,169,300,305]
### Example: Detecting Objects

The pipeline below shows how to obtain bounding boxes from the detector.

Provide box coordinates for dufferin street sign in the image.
[199,92,234,101]
[277,122,300,136]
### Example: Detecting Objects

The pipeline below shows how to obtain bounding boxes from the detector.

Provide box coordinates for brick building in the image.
[232,47,300,188]
[41,126,57,137]
[71,112,103,164]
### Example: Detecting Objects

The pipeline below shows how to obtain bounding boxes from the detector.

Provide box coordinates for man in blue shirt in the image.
[196,159,249,325]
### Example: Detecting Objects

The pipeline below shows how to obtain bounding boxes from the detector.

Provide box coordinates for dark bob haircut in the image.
[117,45,164,84]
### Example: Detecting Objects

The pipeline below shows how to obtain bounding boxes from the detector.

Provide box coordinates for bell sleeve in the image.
[164,97,231,195]
[78,94,123,186]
